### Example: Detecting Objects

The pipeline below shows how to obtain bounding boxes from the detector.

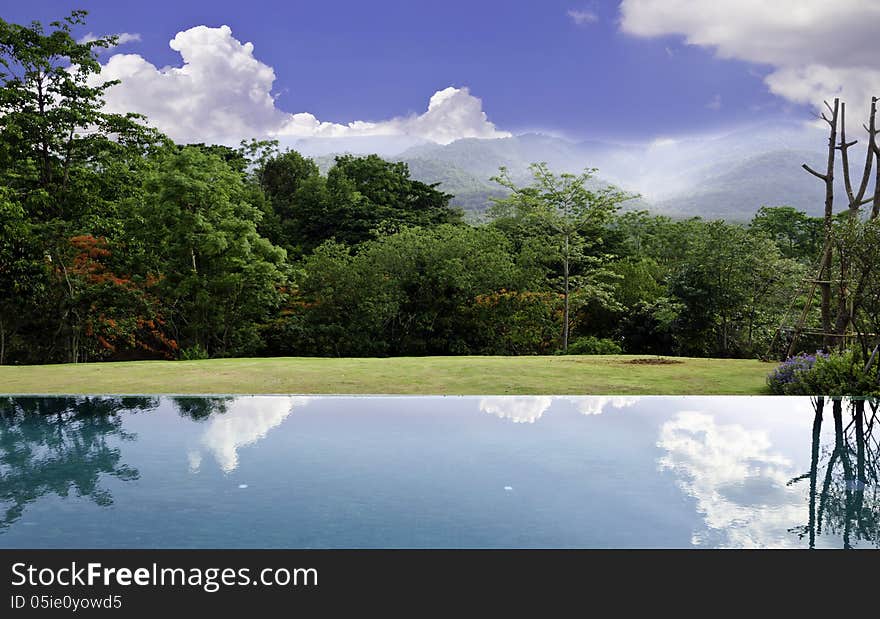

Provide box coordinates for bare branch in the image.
[838,102,857,206]
[852,96,878,205]
[803,163,829,181]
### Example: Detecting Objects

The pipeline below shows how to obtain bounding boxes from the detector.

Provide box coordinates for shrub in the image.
[769,350,879,396]
[767,351,827,394]
[795,350,879,396]
[179,344,210,361]
[563,336,623,356]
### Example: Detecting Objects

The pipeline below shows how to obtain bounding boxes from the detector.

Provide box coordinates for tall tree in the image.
[257,148,321,252]
[0,11,153,215]
[0,10,161,363]
[802,98,840,348]
[324,154,461,246]
[668,221,803,357]
[749,206,823,262]
[490,163,634,351]
[132,146,287,356]
[801,97,879,351]
[0,190,45,364]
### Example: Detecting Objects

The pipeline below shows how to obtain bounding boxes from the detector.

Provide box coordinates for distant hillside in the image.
[295,124,862,221]
[399,133,592,181]
[401,157,508,216]
[654,150,841,221]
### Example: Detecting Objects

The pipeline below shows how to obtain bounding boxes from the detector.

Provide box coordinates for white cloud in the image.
[91,25,508,145]
[276,85,508,144]
[619,0,880,115]
[114,32,142,45]
[78,32,141,48]
[567,9,598,26]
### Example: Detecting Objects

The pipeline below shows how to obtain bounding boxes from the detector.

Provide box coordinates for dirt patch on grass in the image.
[626,358,684,365]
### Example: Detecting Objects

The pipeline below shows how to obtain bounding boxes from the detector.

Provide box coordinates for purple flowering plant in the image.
[767,350,830,394]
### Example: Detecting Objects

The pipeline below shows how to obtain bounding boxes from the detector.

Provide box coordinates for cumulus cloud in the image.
[567,9,598,26]
[276,85,508,144]
[91,25,508,145]
[95,26,287,144]
[619,0,880,114]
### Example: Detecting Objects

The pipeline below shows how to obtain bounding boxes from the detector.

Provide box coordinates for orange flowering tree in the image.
[465,290,563,355]
[56,234,177,361]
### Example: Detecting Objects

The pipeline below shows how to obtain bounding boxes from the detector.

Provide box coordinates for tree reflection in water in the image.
[171,396,233,421]
[789,397,880,548]
[0,396,157,529]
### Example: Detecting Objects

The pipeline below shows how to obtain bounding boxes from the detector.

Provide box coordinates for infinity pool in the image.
[0,395,876,548]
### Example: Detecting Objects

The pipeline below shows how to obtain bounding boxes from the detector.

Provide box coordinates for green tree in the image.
[325,154,461,246]
[750,206,823,262]
[131,146,287,356]
[0,190,46,363]
[0,11,154,217]
[256,148,321,253]
[490,163,635,350]
[667,221,803,356]
[272,225,523,356]
[355,225,520,354]
[0,10,162,363]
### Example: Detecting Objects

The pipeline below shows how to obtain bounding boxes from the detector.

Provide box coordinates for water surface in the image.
[0,395,876,548]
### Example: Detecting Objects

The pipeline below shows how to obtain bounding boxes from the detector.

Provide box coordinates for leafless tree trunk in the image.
[832,99,878,346]
[804,97,880,349]
[803,98,839,349]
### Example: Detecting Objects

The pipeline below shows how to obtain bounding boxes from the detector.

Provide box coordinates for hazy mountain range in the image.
[286,120,876,221]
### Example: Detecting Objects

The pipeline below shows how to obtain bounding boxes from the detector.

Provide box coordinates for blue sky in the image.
[6,2,877,145]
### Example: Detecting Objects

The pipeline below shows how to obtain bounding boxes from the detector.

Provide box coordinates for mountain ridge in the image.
[295,126,862,221]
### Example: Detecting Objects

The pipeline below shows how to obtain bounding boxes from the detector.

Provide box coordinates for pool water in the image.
[0,395,877,549]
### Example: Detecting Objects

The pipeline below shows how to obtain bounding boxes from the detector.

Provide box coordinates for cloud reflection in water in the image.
[657,411,804,548]
[188,396,310,473]
[479,396,639,424]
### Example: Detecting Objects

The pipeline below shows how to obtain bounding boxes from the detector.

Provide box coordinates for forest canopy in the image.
[0,11,842,365]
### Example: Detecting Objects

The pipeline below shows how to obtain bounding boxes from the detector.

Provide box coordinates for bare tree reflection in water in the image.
[0,396,157,529]
[790,397,880,548]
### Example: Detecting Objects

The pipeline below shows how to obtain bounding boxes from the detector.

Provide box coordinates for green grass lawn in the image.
[0,355,774,395]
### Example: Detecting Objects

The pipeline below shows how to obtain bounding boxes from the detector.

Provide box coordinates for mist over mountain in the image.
[294,121,871,221]
[281,135,432,158]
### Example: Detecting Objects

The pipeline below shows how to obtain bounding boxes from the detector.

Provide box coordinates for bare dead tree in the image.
[803,98,839,348]
[832,100,878,341]
[871,97,880,219]
[802,97,880,350]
